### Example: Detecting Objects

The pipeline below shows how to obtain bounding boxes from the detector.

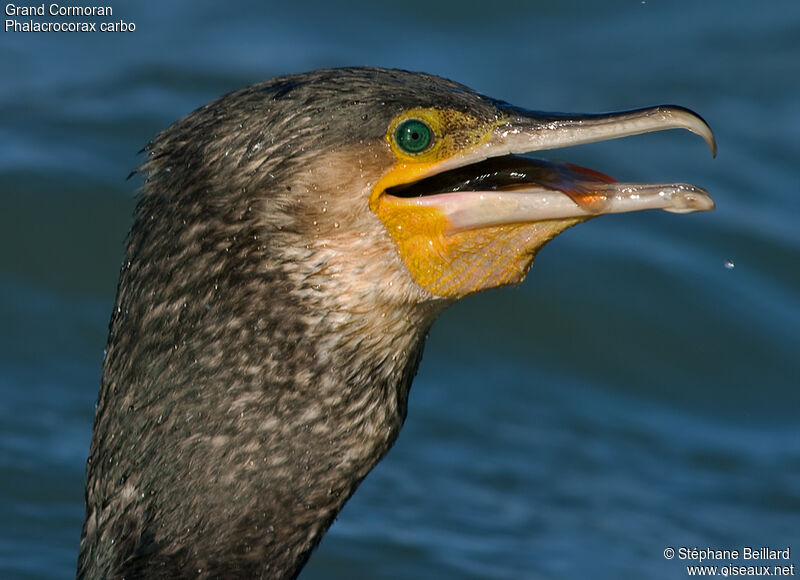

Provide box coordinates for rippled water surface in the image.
[1,1,798,578]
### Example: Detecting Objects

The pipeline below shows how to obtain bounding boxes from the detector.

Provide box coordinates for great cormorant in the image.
[77,67,715,579]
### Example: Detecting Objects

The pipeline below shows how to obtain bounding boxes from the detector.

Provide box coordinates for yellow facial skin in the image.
[370,108,583,299]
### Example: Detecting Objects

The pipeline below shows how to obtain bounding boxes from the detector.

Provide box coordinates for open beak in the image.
[385,105,716,233]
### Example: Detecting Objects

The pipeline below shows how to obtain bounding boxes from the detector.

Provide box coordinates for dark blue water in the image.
[1,1,798,578]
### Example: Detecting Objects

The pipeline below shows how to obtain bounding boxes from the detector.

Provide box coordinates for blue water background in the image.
[1,0,798,577]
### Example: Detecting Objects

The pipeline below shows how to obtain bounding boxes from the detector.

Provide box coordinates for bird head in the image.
[141,68,715,313]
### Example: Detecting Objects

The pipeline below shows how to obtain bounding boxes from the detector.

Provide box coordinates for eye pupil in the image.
[395,119,432,153]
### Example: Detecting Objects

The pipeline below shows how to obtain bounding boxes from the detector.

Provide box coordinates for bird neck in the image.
[79,197,442,577]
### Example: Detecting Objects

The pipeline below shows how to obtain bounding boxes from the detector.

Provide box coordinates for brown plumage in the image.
[78,67,714,578]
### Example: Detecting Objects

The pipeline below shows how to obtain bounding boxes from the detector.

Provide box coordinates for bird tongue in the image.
[497,160,620,214]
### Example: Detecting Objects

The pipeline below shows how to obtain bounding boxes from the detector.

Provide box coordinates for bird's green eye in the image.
[395,119,433,154]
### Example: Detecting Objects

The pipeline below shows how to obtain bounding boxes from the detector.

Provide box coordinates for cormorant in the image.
[78,67,715,579]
